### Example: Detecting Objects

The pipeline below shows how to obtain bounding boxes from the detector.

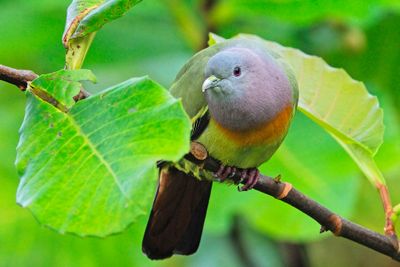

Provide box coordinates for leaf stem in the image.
[64,32,96,70]
[376,182,397,237]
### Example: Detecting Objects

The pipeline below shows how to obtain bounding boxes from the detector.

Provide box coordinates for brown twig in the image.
[0,64,89,101]
[0,64,38,90]
[185,144,400,262]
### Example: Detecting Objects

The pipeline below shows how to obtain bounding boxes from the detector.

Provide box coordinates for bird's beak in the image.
[202,75,220,93]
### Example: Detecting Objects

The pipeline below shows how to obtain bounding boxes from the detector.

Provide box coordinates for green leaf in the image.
[63,0,142,42]
[16,76,191,236]
[261,38,385,185]
[29,69,96,110]
[63,0,142,69]
[63,0,98,46]
[320,12,400,186]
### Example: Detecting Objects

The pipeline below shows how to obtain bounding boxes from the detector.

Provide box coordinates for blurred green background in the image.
[1,0,400,266]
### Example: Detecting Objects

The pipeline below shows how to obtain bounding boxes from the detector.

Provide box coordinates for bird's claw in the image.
[213,165,260,191]
[238,168,260,192]
[213,165,237,182]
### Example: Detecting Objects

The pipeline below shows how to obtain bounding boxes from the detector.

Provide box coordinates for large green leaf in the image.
[261,37,385,186]
[16,73,191,236]
[299,12,400,182]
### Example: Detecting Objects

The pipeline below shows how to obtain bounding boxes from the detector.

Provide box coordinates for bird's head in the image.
[202,46,295,131]
[202,48,256,101]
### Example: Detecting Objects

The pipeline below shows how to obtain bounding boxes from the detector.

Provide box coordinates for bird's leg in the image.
[238,168,260,191]
[213,164,260,190]
[213,165,236,182]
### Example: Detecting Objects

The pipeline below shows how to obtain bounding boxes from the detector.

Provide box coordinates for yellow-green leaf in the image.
[261,37,385,185]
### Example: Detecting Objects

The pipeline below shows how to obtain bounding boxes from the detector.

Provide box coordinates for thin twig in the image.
[0,64,89,101]
[185,144,400,262]
[0,64,38,90]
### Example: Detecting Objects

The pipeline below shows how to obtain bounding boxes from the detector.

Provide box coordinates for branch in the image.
[0,64,38,90]
[186,142,400,262]
[0,64,89,101]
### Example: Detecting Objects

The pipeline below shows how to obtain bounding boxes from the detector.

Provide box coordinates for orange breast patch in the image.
[212,105,293,147]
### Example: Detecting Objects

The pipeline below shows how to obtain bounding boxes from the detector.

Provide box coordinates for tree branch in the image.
[185,143,400,262]
[0,64,89,101]
[0,64,38,90]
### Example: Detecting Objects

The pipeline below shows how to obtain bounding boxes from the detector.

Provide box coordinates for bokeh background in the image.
[1,0,400,266]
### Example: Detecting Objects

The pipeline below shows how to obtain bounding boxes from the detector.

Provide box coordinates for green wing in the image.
[169,46,220,119]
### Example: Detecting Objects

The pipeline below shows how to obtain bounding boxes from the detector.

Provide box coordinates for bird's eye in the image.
[233,66,241,77]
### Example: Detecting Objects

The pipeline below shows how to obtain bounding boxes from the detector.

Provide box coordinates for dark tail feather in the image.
[142,166,212,260]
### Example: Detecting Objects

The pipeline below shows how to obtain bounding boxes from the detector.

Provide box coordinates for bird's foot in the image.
[213,164,260,191]
[213,165,237,182]
[238,168,260,192]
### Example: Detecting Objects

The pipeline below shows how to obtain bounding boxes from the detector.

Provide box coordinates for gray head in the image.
[202,47,294,131]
